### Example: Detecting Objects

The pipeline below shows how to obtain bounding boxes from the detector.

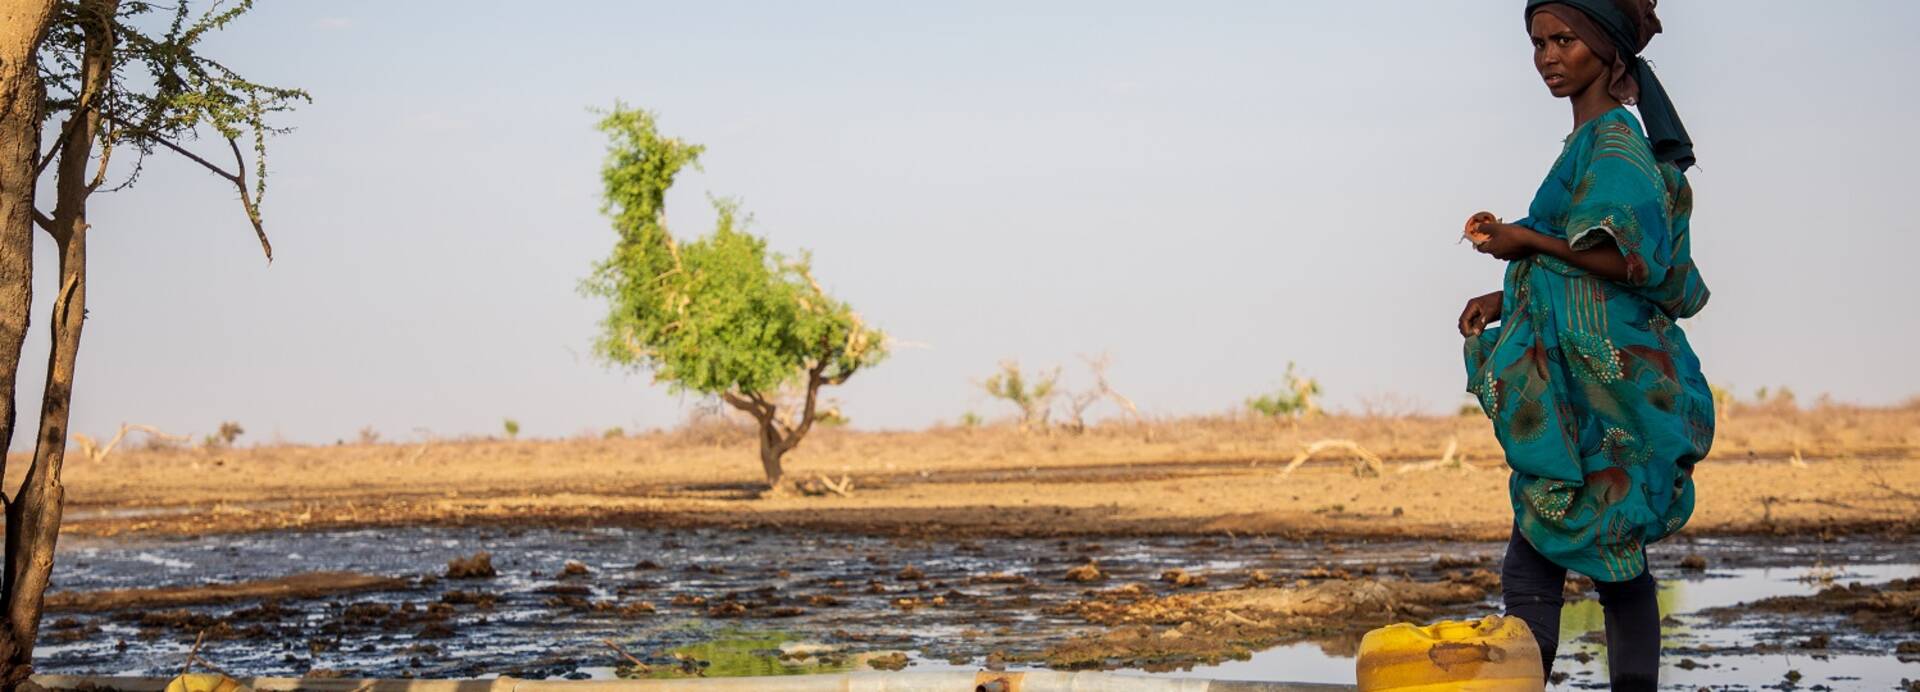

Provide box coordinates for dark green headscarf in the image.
[1526,0,1694,170]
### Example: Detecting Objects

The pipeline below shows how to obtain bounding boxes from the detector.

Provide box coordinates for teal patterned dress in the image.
[1464,107,1714,582]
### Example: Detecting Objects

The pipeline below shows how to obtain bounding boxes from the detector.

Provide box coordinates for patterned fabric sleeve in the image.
[1565,120,1674,289]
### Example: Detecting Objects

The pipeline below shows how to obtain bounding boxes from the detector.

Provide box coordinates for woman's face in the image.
[1530,12,1606,99]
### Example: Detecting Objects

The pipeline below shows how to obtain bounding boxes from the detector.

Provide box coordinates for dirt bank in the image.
[45,572,413,613]
[18,408,1920,541]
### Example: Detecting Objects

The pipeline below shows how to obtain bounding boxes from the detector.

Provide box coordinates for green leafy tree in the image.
[502,418,520,440]
[584,104,884,491]
[0,0,304,683]
[1247,362,1323,420]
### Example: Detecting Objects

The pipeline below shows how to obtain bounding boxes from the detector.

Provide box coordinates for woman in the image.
[1457,1,1712,688]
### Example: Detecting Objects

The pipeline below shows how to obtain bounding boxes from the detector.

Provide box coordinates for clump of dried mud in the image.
[1042,570,1499,669]
[1708,577,1920,633]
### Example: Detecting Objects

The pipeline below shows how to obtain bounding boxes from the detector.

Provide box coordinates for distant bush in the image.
[667,406,755,448]
[982,361,1059,433]
[814,407,850,428]
[602,427,626,439]
[217,421,244,445]
[503,418,521,440]
[1247,363,1322,420]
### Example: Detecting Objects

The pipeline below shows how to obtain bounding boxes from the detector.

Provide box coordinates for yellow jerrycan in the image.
[163,674,248,692]
[1356,615,1544,691]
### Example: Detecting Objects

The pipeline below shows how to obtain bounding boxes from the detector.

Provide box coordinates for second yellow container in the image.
[1355,615,1544,692]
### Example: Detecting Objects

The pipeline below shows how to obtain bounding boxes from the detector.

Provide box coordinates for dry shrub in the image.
[665,406,755,448]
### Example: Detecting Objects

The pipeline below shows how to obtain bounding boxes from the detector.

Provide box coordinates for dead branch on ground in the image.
[602,638,652,674]
[1268,439,1384,478]
[1396,437,1473,473]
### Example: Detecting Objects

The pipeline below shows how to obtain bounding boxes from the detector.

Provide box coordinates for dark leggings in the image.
[1501,525,1661,691]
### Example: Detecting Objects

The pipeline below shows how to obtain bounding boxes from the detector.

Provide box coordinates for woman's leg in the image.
[1594,568,1661,692]
[1501,524,1567,677]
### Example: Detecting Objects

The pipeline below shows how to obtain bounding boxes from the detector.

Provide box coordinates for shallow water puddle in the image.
[36,526,1919,689]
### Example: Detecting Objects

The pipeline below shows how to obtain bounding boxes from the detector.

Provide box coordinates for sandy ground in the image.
[20,404,1917,541]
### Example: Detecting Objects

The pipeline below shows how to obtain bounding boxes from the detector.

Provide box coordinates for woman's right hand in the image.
[1458,291,1504,338]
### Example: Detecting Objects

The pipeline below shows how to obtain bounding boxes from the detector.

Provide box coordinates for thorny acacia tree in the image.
[0,0,304,684]
[585,104,884,491]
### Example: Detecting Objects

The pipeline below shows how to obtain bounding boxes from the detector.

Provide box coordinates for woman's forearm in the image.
[1525,229,1632,283]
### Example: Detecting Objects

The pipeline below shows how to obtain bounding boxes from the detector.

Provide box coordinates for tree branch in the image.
[779,363,831,455]
[85,126,114,192]
[226,137,271,261]
[33,136,67,179]
[107,116,273,262]
[31,209,55,233]
[720,391,771,422]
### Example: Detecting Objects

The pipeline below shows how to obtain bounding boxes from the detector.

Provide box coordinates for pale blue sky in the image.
[12,1,1920,447]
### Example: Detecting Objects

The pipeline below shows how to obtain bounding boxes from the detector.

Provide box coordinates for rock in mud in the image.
[439,590,497,608]
[969,572,1029,586]
[1159,569,1207,588]
[1679,554,1709,570]
[1300,565,1351,580]
[897,565,925,581]
[1064,562,1104,583]
[341,602,392,626]
[134,609,217,631]
[866,652,909,671]
[416,622,455,639]
[561,560,592,578]
[446,552,497,579]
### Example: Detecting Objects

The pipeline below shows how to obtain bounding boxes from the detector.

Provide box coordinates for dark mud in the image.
[33,526,1920,689]
[46,572,408,613]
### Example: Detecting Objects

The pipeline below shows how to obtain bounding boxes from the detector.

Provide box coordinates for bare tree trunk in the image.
[0,0,56,680]
[2,1,109,684]
[0,231,76,687]
[756,429,784,490]
[0,0,55,489]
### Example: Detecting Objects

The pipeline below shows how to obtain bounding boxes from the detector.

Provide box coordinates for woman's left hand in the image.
[1474,222,1542,261]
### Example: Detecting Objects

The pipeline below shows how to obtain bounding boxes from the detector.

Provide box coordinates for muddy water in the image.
[36,527,1920,690]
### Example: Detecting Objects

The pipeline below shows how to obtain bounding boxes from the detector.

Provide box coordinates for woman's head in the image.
[1528,10,1610,100]
[1523,0,1694,168]
[1527,0,1659,102]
